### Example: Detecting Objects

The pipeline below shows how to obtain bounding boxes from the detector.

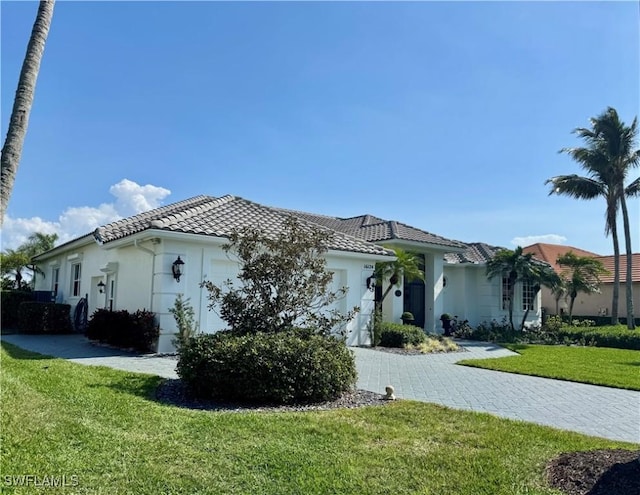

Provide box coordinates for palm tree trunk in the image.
[0,0,55,225]
[610,220,620,325]
[569,295,576,324]
[619,194,636,329]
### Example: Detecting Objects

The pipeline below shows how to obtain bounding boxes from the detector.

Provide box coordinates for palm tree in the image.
[375,247,424,310]
[557,252,608,323]
[546,107,639,329]
[519,262,562,331]
[486,246,547,331]
[1,0,55,225]
[23,232,58,287]
[0,249,31,290]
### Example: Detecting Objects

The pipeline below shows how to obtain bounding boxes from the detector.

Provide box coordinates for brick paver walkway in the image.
[2,334,638,443]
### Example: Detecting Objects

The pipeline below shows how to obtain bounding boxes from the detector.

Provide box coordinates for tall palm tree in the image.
[557,252,608,323]
[546,107,639,329]
[487,246,553,330]
[1,0,55,225]
[375,247,424,310]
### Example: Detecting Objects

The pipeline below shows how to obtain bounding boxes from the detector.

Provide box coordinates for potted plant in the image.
[440,313,452,336]
[401,311,415,324]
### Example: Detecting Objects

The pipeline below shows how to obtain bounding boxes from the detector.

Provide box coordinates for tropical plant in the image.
[486,246,559,331]
[0,249,31,289]
[556,252,608,323]
[546,107,639,329]
[374,247,424,310]
[1,0,55,225]
[0,232,57,289]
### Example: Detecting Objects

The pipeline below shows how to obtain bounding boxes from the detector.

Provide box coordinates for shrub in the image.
[86,308,158,353]
[379,322,426,348]
[177,329,357,404]
[17,302,72,334]
[169,294,199,351]
[1,291,33,330]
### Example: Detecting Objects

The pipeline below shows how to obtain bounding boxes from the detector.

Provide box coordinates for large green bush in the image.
[86,308,159,352]
[177,329,357,404]
[378,322,426,348]
[17,302,73,334]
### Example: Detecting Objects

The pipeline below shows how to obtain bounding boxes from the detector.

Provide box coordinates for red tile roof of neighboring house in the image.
[522,243,601,274]
[523,243,639,283]
[593,254,640,283]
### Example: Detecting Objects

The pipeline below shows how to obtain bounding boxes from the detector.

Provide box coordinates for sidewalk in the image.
[2,334,638,443]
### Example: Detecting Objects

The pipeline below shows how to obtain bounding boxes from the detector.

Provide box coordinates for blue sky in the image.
[1,0,638,255]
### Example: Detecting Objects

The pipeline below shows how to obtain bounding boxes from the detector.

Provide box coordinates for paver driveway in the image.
[2,334,638,443]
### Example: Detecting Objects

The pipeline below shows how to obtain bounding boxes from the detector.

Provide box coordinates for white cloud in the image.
[0,179,171,251]
[510,234,568,247]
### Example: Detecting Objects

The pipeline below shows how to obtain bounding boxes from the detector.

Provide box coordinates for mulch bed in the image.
[155,378,389,413]
[545,449,640,495]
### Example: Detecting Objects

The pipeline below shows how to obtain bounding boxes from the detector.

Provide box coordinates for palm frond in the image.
[545,175,604,199]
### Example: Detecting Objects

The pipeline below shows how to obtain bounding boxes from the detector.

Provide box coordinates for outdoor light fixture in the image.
[172,256,185,282]
[97,281,106,294]
[366,272,376,292]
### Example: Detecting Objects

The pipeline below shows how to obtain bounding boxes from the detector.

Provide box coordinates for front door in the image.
[403,253,425,328]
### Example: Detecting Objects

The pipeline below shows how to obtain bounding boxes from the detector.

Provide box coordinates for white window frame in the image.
[51,267,60,297]
[71,263,82,297]
[522,280,535,311]
[501,276,511,311]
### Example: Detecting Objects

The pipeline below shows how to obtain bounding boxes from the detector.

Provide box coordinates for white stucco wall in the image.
[36,234,383,352]
[442,263,542,329]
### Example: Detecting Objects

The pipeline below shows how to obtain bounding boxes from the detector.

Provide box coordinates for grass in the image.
[459,344,640,390]
[1,342,638,495]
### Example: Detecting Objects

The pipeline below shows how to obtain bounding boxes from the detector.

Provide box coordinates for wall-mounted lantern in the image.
[366,272,376,292]
[172,256,185,282]
[97,280,106,294]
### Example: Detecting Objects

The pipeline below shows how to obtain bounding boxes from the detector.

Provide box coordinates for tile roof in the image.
[522,243,602,274]
[594,254,640,283]
[93,195,393,257]
[444,242,505,264]
[282,211,467,250]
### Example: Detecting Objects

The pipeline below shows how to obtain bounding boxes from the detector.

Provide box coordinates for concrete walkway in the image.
[2,334,638,443]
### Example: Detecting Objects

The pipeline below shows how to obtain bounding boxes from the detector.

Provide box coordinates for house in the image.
[523,243,640,319]
[33,195,544,351]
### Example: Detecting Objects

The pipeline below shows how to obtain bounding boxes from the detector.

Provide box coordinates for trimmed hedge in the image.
[553,326,640,351]
[177,329,357,404]
[379,322,426,348]
[86,308,159,353]
[17,302,73,334]
[1,291,33,330]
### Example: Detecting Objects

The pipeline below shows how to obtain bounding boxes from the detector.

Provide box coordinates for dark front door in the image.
[403,253,425,328]
[404,281,425,328]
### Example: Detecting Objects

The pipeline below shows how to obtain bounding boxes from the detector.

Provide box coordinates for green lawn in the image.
[459,344,640,390]
[1,342,637,495]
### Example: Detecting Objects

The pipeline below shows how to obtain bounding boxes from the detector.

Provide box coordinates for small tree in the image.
[169,293,199,351]
[201,216,357,337]
[557,252,608,323]
[486,246,559,331]
[374,247,424,311]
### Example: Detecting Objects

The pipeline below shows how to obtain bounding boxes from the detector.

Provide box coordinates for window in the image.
[71,263,82,297]
[51,267,59,297]
[501,276,511,310]
[522,280,535,311]
[108,279,116,311]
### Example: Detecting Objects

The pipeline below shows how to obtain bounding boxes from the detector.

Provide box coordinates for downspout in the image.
[134,239,156,312]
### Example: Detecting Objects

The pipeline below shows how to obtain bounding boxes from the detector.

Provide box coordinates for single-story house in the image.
[33,195,544,351]
[523,243,639,318]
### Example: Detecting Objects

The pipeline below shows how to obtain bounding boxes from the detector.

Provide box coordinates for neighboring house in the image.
[523,243,639,318]
[33,194,544,351]
[443,243,544,329]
